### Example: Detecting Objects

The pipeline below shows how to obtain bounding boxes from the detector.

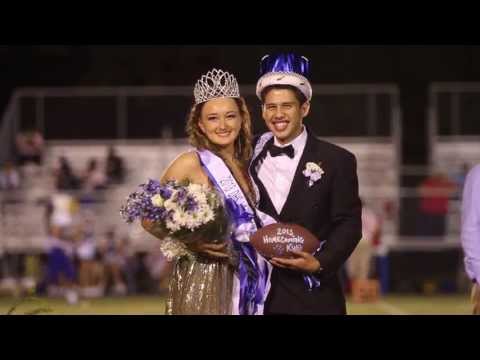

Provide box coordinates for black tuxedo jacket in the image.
[250,131,362,314]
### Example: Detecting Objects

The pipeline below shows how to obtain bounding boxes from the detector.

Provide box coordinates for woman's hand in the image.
[186,241,230,259]
[143,219,229,259]
[141,218,154,232]
[141,218,166,239]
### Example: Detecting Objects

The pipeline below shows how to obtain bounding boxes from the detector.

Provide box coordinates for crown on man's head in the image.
[194,69,240,105]
[256,53,312,101]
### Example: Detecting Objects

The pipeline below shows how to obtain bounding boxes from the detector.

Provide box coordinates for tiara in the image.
[194,68,240,105]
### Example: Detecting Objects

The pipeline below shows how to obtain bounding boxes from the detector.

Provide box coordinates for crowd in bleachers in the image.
[0,131,172,303]
[34,222,171,304]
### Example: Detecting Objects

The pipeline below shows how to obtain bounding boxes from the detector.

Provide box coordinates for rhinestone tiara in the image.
[193,68,240,105]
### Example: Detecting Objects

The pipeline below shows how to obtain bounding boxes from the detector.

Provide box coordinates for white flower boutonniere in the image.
[303,162,325,187]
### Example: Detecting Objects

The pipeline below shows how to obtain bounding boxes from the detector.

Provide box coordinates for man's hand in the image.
[472,283,480,315]
[270,250,321,274]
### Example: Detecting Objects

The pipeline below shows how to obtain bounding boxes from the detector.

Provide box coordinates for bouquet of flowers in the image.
[120,179,230,260]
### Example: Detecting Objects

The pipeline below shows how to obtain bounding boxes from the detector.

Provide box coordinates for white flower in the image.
[306,162,322,172]
[155,182,220,237]
[196,204,214,224]
[303,162,325,187]
[172,210,186,225]
[192,191,208,206]
[185,215,200,230]
[187,183,204,195]
[165,218,181,232]
[151,194,164,207]
[159,237,193,261]
[163,198,177,211]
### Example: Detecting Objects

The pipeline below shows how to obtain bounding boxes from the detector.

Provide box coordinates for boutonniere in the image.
[302,162,325,187]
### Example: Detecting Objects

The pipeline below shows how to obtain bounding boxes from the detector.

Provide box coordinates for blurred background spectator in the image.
[105,146,126,185]
[0,161,20,190]
[417,171,456,237]
[15,128,44,166]
[98,228,128,296]
[54,156,81,191]
[43,225,79,304]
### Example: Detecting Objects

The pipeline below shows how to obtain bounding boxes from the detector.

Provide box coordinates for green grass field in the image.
[0,294,473,315]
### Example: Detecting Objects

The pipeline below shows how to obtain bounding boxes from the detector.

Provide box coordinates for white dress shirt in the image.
[257,127,308,215]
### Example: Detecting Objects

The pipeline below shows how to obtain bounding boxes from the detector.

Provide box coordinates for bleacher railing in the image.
[428,82,480,169]
[1,84,402,254]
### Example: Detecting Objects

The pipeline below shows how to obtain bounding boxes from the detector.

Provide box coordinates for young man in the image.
[249,53,362,314]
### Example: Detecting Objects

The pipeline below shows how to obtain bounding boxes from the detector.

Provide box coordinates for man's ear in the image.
[301,101,311,118]
[261,104,268,122]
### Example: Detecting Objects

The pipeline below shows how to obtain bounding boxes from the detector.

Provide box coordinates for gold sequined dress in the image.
[164,152,256,315]
[165,254,234,315]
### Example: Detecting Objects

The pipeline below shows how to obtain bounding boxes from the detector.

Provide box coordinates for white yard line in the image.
[376,300,409,315]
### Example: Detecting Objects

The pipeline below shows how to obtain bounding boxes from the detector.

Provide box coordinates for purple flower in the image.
[185,196,198,212]
[142,179,161,194]
[120,181,168,224]
[160,187,172,199]
[120,179,228,243]
[176,188,187,202]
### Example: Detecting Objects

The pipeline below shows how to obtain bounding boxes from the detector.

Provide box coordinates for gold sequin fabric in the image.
[165,255,234,315]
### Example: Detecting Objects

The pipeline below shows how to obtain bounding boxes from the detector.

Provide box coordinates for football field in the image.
[0,293,472,315]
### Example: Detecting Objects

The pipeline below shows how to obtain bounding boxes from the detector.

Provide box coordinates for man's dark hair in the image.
[260,84,308,105]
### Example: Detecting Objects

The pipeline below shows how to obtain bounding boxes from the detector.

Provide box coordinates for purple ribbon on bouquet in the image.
[303,241,326,291]
[303,274,321,291]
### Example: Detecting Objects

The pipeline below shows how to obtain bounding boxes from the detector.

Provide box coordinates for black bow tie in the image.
[268,144,295,159]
